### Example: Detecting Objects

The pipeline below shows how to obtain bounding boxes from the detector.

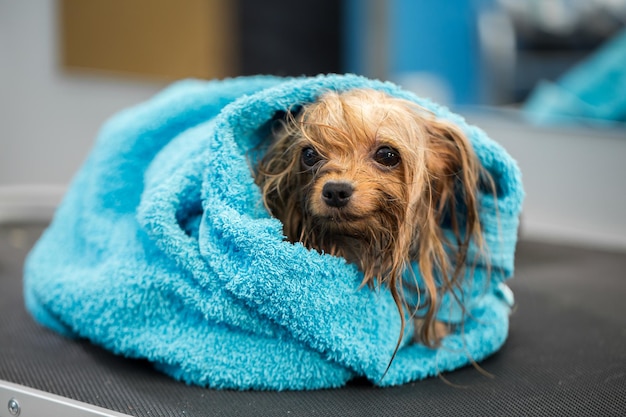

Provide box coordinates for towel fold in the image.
[24,74,524,390]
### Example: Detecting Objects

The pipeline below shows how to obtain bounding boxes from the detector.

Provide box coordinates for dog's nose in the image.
[322,181,354,208]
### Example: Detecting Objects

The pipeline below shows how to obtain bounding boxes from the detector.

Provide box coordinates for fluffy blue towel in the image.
[24,74,524,390]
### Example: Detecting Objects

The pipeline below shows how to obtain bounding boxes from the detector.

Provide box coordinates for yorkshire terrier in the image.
[254,89,491,349]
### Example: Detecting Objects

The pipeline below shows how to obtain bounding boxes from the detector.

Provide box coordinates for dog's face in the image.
[285,92,424,276]
[300,110,406,236]
[301,132,403,233]
[255,89,486,346]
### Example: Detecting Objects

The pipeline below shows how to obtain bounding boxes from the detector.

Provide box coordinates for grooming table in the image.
[1,223,625,416]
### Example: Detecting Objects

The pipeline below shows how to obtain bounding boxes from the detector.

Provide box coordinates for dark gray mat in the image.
[1,223,625,416]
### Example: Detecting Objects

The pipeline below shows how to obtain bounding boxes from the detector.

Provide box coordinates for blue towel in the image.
[24,74,524,390]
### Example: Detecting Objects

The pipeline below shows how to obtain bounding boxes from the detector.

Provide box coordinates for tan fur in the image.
[254,89,490,352]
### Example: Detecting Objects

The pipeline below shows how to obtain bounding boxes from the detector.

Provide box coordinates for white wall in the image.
[466,110,626,250]
[0,1,166,221]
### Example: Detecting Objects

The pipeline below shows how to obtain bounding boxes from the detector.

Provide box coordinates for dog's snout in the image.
[322,181,354,208]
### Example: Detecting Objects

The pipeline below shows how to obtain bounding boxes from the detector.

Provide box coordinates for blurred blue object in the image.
[524,28,626,125]
[388,0,482,105]
[344,0,504,106]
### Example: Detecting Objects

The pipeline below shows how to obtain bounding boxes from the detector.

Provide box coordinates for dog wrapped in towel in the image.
[24,74,524,390]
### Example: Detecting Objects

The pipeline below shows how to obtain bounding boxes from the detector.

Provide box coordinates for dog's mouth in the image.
[311,202,367,221]
[311,208,377,235]
[320,209,365,223]
[309,196,384,226]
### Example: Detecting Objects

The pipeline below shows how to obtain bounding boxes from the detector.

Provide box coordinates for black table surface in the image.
[1,223,625,416]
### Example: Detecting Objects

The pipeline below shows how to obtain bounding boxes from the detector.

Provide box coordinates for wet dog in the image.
[255,89,491,349]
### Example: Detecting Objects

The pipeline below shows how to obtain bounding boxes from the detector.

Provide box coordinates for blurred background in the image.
[1,0,625,249]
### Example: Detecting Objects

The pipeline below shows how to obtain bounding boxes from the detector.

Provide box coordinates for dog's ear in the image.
[411,117,484,345]
[254,115,305,242]
[423,118,481,228]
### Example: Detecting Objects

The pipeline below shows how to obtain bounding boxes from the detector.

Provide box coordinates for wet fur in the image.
[254,89,490,350]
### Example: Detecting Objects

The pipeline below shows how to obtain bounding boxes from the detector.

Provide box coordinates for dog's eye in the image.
[301,147,322,168]
[374,146,401,167]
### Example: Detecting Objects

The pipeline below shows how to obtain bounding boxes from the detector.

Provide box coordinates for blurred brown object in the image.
[59,0,237,80]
